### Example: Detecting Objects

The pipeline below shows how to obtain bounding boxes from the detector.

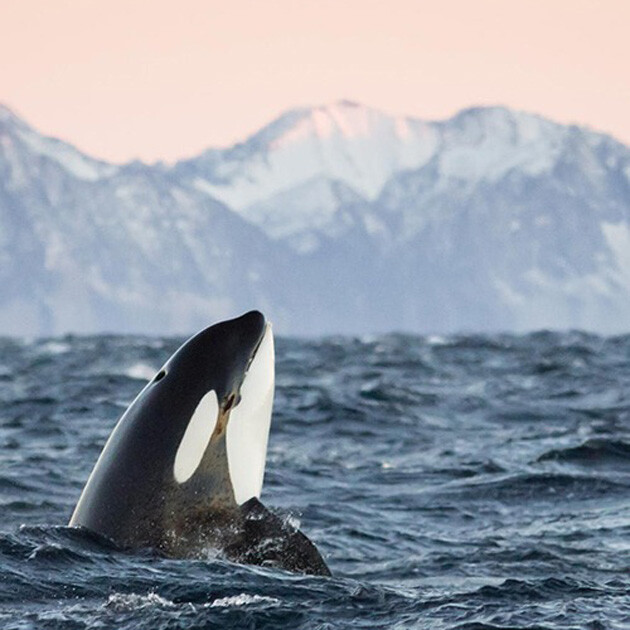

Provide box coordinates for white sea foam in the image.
[40,341,71,355]
[104,591,176,611]
[426,335,448,346]
[208,593,279,608]
[283,514,301,530]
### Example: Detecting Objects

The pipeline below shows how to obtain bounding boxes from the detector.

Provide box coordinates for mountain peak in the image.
[257,100,421,155]
[185,101,624,230]
[251,101,560,152]
[0,103,119,182]
[448,104,565,139]
[336,99,362,108]
[0,103,29,128]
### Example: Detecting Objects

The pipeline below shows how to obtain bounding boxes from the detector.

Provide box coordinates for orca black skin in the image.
[69,311,330,577]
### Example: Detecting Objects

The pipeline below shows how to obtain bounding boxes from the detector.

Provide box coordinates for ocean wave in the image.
[444,472,629,503]
[537,439,630,468]
[1,332,629,628]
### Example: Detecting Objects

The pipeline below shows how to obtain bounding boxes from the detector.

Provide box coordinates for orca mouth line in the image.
[248,322,271,369]
[224,393,236,412]
[228,322,271,408]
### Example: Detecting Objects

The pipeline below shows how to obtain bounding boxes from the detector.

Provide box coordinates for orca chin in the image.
[69,310,331,577]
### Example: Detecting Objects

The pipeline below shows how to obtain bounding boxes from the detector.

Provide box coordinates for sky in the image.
[1,0,628,164]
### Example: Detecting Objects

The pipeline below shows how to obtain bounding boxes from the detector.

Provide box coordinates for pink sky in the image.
[1,0,628,163]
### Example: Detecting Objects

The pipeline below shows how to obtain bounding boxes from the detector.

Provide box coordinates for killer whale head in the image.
[161,309,275,503]
[69,310,275,540]
[69,310,330,576]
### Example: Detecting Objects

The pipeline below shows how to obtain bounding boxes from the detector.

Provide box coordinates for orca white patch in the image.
[226,323,275,505]
[174,390,219,484]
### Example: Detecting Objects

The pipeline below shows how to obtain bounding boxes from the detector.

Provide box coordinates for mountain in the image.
[174,101,439,254]
[0,105,296,335]
[1,102,629,336]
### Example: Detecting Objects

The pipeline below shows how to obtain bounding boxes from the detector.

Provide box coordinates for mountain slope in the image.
[175,102,629,260]
[0,107,296,335]
[0,102,629,336]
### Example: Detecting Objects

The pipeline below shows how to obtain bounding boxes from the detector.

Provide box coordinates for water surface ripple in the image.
[1,331,629,628]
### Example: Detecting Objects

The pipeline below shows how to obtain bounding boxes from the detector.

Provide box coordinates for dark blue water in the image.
[1,331,630,629]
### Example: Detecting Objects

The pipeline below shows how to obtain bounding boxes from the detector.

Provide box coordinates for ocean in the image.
[1,331,629,629]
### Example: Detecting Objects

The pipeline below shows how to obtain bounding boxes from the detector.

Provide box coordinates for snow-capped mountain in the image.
[176,101,440,252]
[1,101,629,336]
[0,104,118,183]
[175,102,605,254]
[0,106,296,335]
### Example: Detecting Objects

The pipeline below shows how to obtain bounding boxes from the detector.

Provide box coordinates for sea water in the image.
[1,331,629,628]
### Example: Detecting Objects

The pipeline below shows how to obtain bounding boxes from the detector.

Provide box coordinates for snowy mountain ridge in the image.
[0,101,629,336]
[0,105,119,183]
[188,101,438,204]
[184,101,568,203]
[177,101,621,254]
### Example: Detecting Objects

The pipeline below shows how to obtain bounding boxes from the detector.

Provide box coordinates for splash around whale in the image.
[69,311,331,577]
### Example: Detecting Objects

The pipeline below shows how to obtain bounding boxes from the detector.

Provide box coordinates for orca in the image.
[69,311,330,576]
